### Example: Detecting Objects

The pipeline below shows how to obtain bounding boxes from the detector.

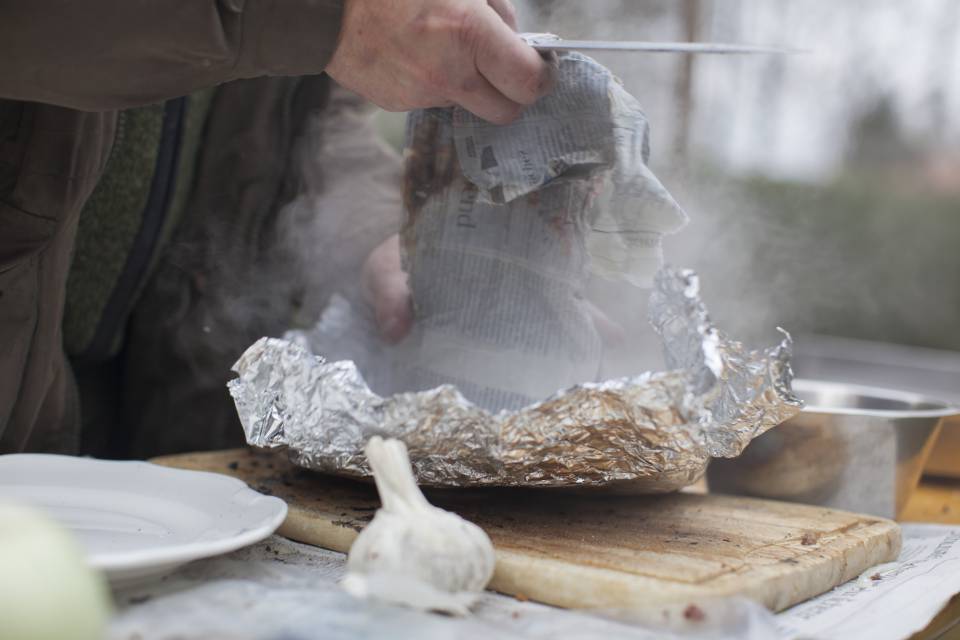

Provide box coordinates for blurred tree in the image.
[845,97,919,171]
[518,0,672,37]
[673,0,701,160]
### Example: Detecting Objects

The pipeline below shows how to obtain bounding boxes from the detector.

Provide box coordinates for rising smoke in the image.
[518,0,960,367]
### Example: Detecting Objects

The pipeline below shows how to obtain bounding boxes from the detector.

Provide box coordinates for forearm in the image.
[0,0,344,111]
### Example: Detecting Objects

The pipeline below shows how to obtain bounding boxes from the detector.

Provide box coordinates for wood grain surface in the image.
[153,447,901,612]
[902,477,960,524]
[924,417,960,478]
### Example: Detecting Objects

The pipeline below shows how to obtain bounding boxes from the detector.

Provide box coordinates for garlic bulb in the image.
[342,437,496,615]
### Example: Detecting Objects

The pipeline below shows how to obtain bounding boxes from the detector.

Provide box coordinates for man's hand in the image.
[362,235,413,344]
[326,0,554,124]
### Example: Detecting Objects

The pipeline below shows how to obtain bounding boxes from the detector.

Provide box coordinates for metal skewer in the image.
[521,33,801,55]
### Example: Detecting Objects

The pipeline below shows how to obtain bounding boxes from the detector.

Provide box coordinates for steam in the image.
[516,0,960,364]
[186,3,960,393]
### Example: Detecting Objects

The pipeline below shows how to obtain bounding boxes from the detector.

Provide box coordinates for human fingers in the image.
[470,6,554,106]
[372,268,413,343]
[486,0,518,30]
[447,70,524,124]
[362,235,414,344]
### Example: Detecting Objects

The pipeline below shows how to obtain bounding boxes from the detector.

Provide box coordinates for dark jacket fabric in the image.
[1,1,344,111]
[1,2,403,456]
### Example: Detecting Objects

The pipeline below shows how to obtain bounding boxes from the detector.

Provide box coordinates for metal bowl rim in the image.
[792,378,960,418]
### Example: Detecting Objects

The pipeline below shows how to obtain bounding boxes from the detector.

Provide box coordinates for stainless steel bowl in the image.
[707,379,959,519]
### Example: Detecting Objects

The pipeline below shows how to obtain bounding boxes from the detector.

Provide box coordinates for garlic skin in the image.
[342,437,496,614]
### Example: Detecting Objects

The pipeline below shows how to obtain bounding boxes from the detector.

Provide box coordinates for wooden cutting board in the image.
[153,448,901,612]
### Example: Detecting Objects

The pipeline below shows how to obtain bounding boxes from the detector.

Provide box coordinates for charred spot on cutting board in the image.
[801,532,819,545]
[277,472,298,486]
[683,604,706,622]
[227,461,239,471]
[332,519,364,533]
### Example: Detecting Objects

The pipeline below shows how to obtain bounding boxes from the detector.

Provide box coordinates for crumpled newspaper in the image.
[228,267,801,492]
[398,52,688,411]
[447,51,687,286]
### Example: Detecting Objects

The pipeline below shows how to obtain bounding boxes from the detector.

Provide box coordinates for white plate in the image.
[0,454,287,587]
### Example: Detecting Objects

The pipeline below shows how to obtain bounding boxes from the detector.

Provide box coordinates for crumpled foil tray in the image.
[228,267,801,493]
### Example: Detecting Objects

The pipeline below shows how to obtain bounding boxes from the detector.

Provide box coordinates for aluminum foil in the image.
[228,267,801,493]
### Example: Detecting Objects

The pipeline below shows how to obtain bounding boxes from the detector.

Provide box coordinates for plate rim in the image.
[0,454,288,572]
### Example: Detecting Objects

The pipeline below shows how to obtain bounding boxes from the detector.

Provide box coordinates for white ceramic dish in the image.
[0,454,287,587]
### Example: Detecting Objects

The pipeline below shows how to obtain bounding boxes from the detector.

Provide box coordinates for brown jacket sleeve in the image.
[0,0,344,111]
